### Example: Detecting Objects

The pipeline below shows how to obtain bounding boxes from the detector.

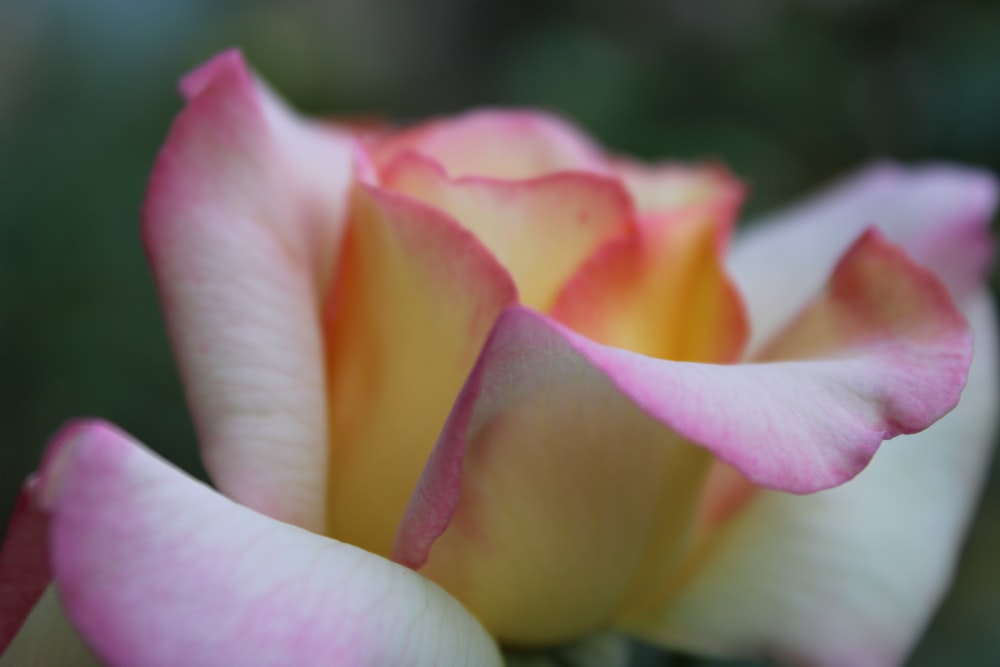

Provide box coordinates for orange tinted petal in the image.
[382,153,634,311]
[324,185,516,558]
[552,188,747,364]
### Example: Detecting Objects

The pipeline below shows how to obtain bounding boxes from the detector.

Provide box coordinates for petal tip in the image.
[33,420,124,512]
[178,49,248,101]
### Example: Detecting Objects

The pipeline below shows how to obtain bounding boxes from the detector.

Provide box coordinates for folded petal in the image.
[730,162,996,350]
[325,185,516,558]
[21,421,502,667]
[395,229,969,644]
[0,487,51,652]
[623,291,998,667]
[143,50,355,531]
[551,183,746,363]
[381,152,633,310]
[371,109,608,180]
[395,306,714,645]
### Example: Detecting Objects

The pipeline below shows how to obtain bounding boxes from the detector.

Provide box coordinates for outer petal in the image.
[142,50,355,531]
[381,152,633,310]
[730,162,996,351]
[622,291,998,667]
[0,487,51,652]
[12,421,503,667]
[371,109,609,180]
[395,231,969,644]
[325,185,517,558]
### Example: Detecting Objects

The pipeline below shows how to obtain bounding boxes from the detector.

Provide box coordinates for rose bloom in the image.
[1,50,996,667]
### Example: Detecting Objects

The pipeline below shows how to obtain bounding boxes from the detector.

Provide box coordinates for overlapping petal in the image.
[325,185,517,558]
[381,152,634,310]
[394,228,970,646]
[622,292,997,667]
[4,422,502,667]
[395,306,714,645]
[730,163,997,350]
[142,49,355,532]
[551,177,746,363]
[370,109,609,180]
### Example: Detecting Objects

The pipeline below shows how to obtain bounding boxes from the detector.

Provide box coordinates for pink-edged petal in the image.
[396,306,714,645]
[324,185,516,559]
[0,487,51,652]
[371,109,609,180]
[381,152,633,310]
[143,50,355,531]
[730,162,997,350]
[570,228,970,494]
[395,230,969,644]
[623,291,998,667]
[0,587,102,667]
[25,421,502,667]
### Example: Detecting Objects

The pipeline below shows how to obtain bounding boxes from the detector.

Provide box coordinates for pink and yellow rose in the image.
[1,49,996,666]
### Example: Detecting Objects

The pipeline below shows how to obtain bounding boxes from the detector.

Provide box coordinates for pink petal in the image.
[143,50,355,531]
[324,185,517,559]
[396,305,714,644]
[0,486,51,652]
[730,162,997,351]
[381,152,633,310]
[394,230,970,644]
[623,291,998,667]
[19,422,502,667]
[371,109,609,180]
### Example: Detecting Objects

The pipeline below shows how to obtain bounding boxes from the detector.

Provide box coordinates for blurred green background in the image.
[1,0,998,664]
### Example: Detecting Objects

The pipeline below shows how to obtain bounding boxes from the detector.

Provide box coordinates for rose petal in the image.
[324,185,516,558]
[551,184,747,363]
[143,50,355,531]
[621,291,998,667]
[371,109,609,180]
[610,160,744,217]
[381,152,633,310]
[563,228,969,494]
[730,162,997,351]
[23,421,502,667]
[396,306,714,645]
[0,486,51,652]
[395,228,969,643]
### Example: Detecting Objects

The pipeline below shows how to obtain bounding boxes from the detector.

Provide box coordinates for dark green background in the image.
[2,0,998,664]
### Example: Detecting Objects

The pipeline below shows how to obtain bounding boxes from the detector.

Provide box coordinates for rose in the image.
[0,49,994,667]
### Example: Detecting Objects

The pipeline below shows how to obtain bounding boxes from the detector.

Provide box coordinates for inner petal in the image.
[382,152,635,311]
[552,194,748,364]
[324,185,516,557]
[371,109,609,180]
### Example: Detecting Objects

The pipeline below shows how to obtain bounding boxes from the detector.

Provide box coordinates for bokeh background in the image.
[1,0,999,664]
